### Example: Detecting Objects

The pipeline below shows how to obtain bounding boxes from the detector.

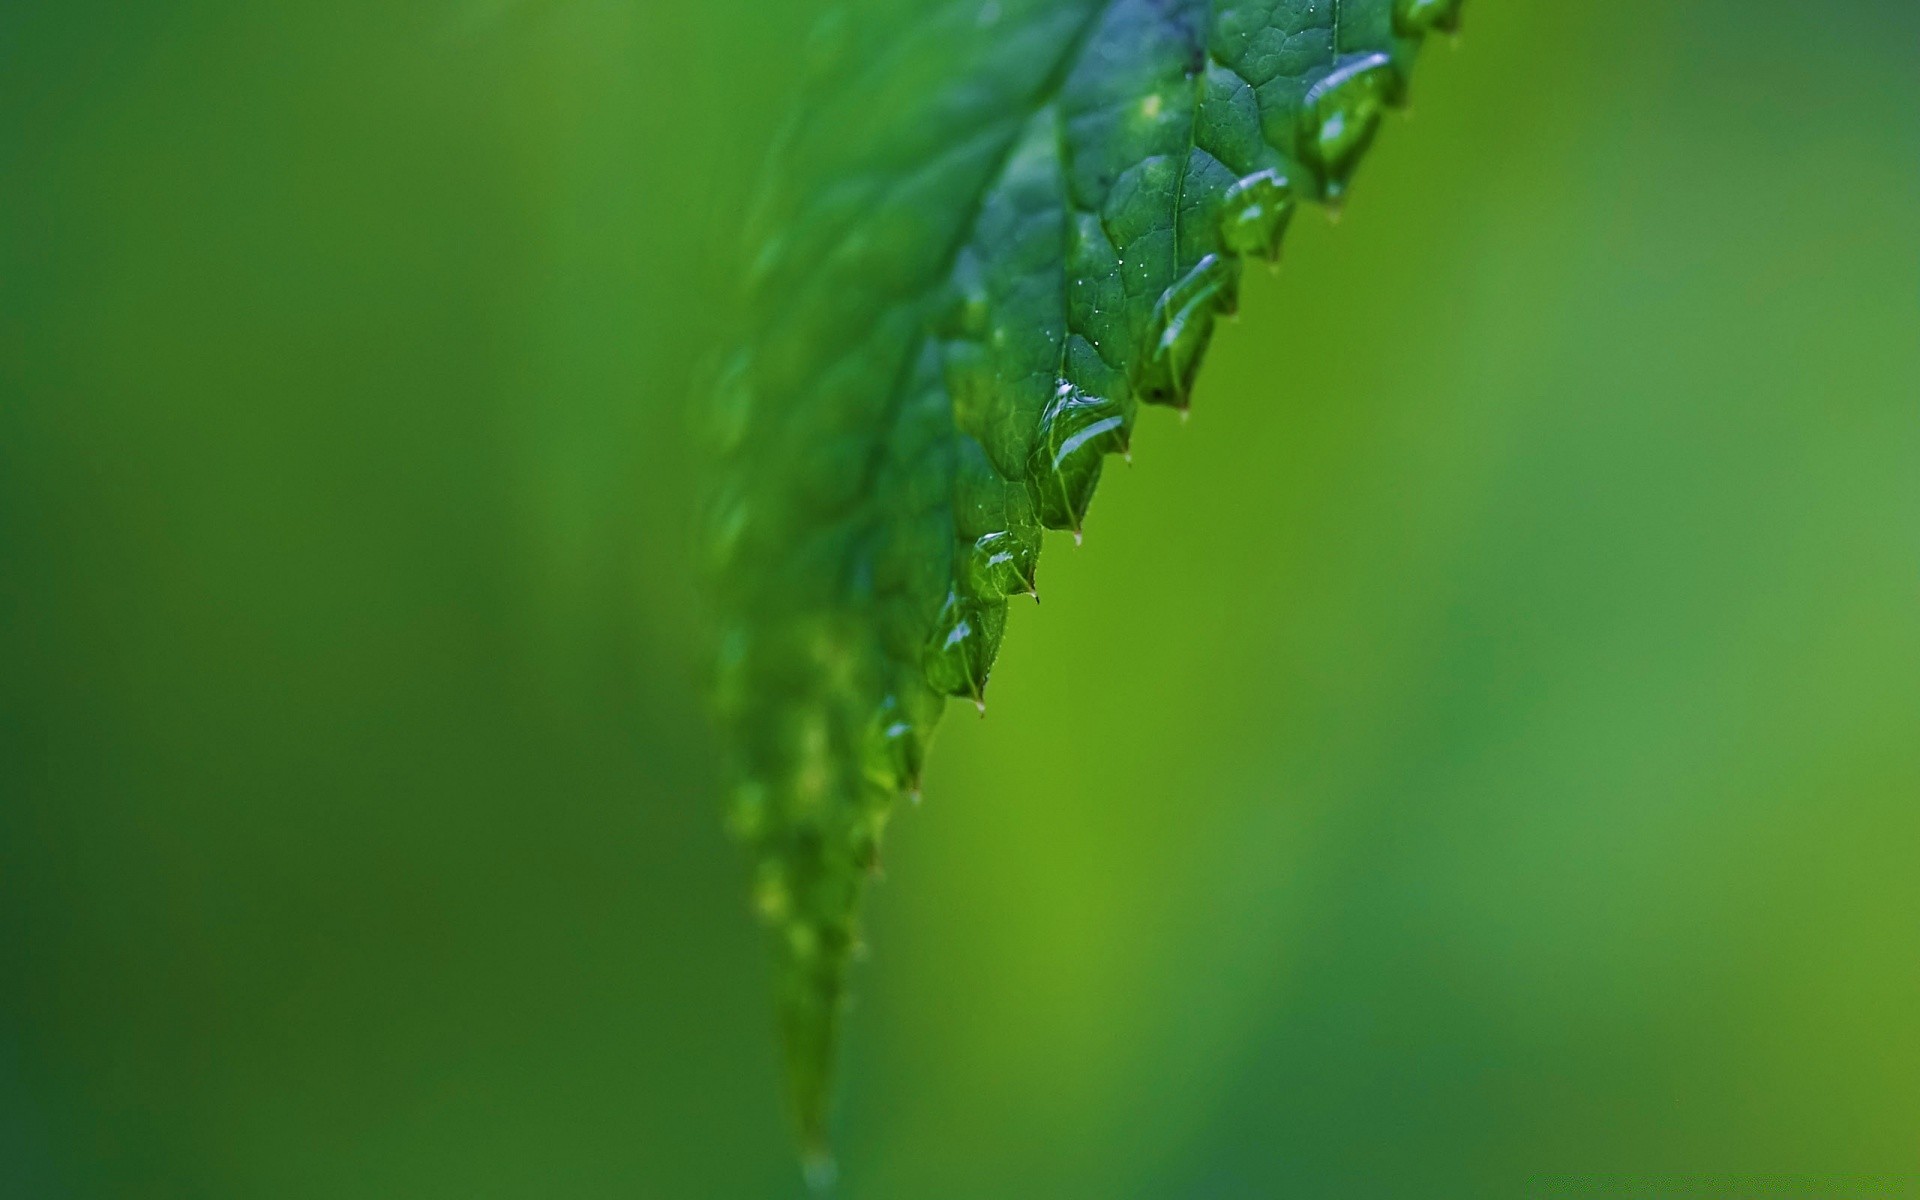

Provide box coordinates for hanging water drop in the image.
[965,528,1040,599]
[1218,170,1296,263]
[1137,254,1239,410]
[862,693,926,794]
[922,589,1006,701]
[1299,53,1405,199]
[1026,385,1128,531]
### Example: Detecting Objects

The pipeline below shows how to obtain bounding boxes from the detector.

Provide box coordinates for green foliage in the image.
[708,0,1465,1160]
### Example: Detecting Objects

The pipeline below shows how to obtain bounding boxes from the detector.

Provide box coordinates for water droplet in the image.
[965,528,1040,599]
[862,694,925,793]
[1393,0,1465,37]
[922,589,1006,700]
[1026,385,1128,531]
[1299,53,1404,199]
[1218,170,1296,263]
[1137,254,1238,410]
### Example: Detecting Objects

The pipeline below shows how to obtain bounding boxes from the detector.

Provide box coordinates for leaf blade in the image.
[708,0,1464,1156]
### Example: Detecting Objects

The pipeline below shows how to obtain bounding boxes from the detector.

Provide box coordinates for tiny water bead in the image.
[1139,254,1240,409]
[922,588,1006,701]
[1299,52,1405,199]
[965,528,1040,599]
[1393,0,1465,38]
[1026,384,1129,531]
[1218,169,1296,262]
[862,693,929,794]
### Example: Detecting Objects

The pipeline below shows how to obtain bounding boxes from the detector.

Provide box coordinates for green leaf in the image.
[707,0,1466,1164]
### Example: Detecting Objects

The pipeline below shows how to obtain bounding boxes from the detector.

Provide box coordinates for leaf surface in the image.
[706,0,1465,1159]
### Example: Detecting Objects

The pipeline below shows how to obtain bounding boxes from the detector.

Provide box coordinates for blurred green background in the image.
[4,1,1918,1195]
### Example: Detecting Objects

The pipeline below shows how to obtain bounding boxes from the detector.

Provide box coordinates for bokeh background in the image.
[5,1,1918,1195]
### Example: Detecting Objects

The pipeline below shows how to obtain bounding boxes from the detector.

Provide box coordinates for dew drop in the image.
[1299,53,1404,199]
[965,528,1040,599]
[922,589,1005,701]
[862,694,925,794]
[1218,170,1296,263]
[1137,254,1238,410]
[1026,385,1128,531]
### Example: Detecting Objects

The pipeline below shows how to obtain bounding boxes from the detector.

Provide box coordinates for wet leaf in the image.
[705,0,1467,1166]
